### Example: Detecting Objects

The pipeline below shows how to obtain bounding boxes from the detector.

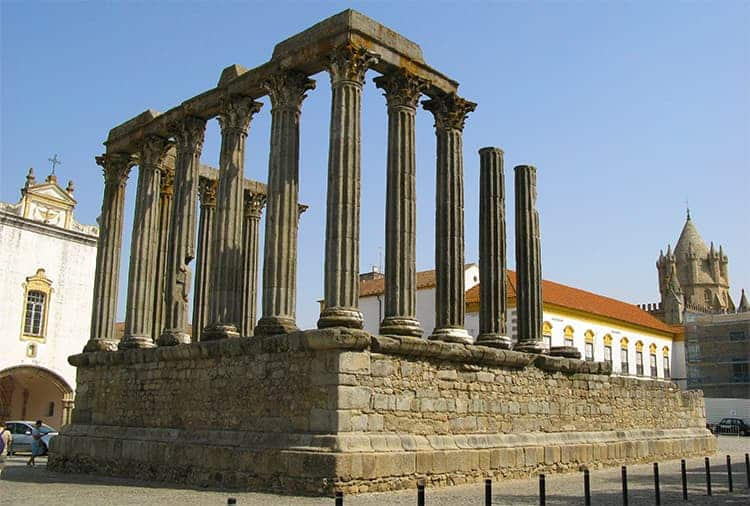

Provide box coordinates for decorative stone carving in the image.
[84,152,137,352]
[255,72,315,337]
[327,43,379,85]
[422,93,476,344]
[241,191,266,336]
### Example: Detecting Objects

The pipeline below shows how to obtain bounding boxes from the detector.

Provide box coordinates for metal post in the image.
[417,481,425,506]
[539,474,546,506]
[727,455,733,492]
[485,478,492,506]
[621,466,628,506]
[745,453,749,488]
[584,468,591,506]
[335,491,343,506]
[654,462,661,506]
[681,459,688,500]
[705,456,712,496]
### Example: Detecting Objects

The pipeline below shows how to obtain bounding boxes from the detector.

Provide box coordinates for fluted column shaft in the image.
[84,153,136,352]
[241,193,266,336]
[514,164,546,353]
[121,136,172,348]
[374,70,427,337]
[203,96,263,340]
[192,178,217,342]
[152,164,174,340]
[157,115,206,346]
[318,44,379,330]
[476,147,511,349]
[255,71,315,336]
[423,94,476,343]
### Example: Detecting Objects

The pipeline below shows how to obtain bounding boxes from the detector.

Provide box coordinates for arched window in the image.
[584,330,594,361]
[620,337,629,374]
[649,343,658,377]
[704,289,711,305]
[662,346,671,378]
[564,326,574,347]
[635,341,644,376]
[542,321,552,349]
[24,291,46,335]
[603,334,613,366]
[21,269,52,341]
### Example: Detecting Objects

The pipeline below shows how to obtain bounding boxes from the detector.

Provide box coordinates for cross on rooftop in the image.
[48,154,62,174]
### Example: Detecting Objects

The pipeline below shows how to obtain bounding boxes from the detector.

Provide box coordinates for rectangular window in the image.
[729,331,746,341]
[47,402,55,417]
[687,343,700,360]
[564,337,574,347]
[24,291,46,336]
[636,351,644,376]
[650,354,657,377]
[543,334,551,349]
[585,342,594,361]
[663,356,670,378]
[732,362,749,382]
[620,349,629,374]
[604,346,612,365]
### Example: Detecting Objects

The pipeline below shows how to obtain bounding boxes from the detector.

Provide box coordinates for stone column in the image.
[192,177,217,342]
[203,96,263,341]
[120,136,172,349]
[373,69,427,337]
[157,115,207,346]
[422,93,476,343]
[255,71,315,336]
[476,147,511,349]
[513,164,547,354]
[83,152,137,352]
[317,43,379,330]
[240,192,266,337]
[152,162,174,340]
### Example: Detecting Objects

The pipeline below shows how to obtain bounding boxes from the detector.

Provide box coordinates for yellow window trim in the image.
[584,330,594,343]
[20,268,52,343]
[635,340,644,352]
[620,337,629,349]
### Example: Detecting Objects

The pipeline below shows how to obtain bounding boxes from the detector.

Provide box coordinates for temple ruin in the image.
[50,9,715,495]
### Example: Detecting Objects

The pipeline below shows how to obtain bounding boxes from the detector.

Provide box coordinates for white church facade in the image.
[0,169,98,428]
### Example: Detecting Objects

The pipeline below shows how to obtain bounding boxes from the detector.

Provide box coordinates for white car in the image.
[3,421,58,455]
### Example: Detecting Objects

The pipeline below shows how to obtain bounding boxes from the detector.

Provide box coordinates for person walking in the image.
[0,423,11,457]
[26,420,43,467]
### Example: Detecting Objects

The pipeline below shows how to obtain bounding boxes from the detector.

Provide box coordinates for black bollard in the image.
[539,474,546,506]
[227,499,237,506]
[335,491,343,506]
[583,468,591,506]
[485,478,492,506]
[727,455,733,492]
[705,456,712,496]
[681,459,688,500]
[621,466,628,506]
[417,481,425,506]
[746,453,749,488]
[654,463,661,506]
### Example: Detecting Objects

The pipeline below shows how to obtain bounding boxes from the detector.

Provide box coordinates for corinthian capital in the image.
[422,93,477,131]
[169,115,207,156]
[374,69,430,110]
[198,177,218,208]
[262,71,316,114]
[96,152,138,186]
[217,95,263,135]
[327,43,379,86]
[243,191,267,219]
[160,165,175,196]
[140,135,173,172]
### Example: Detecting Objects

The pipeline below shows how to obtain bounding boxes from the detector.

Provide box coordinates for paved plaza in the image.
[0,436,747,505]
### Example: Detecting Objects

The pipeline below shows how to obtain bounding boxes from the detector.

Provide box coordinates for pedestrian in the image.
[0,423,11,457]
[26,420,43,467]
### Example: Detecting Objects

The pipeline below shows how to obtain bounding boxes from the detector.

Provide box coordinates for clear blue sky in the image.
[2,1,748,330]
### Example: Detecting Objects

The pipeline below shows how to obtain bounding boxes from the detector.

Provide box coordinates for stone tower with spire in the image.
[656,210,735,324]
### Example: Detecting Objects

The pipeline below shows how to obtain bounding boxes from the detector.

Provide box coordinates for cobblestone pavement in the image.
[1,436,748,505]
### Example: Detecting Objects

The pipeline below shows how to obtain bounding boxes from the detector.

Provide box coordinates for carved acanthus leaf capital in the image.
[96,152,138,186]
[160,166,175,196]
[327,43,379,87]
[140,135,174,172]
[169,115,207,156]
[198,178,218,208]
[262,71,316,113]
[374,69,430,110]
[297,203,309,223]
[422,93,477,131]
[244,191,267,219]
[217,95,263,135]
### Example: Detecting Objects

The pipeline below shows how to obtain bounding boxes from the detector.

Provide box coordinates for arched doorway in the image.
[0,365,74,429]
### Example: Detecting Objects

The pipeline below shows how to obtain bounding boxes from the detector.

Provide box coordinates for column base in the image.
[317,307,363,330]
[118,335,156,350]
[82,339,118,353]
[475,333,512,349]
[379,316,423,338]
[429,327,472,344]
[202,323,241,341]
[549,345,581,359]
[255,316,298,337]
[514,340,549,354]
[156,329,191,347]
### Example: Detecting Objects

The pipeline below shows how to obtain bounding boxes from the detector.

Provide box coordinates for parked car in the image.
[3,421,58,455]
[712,417,749,436]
